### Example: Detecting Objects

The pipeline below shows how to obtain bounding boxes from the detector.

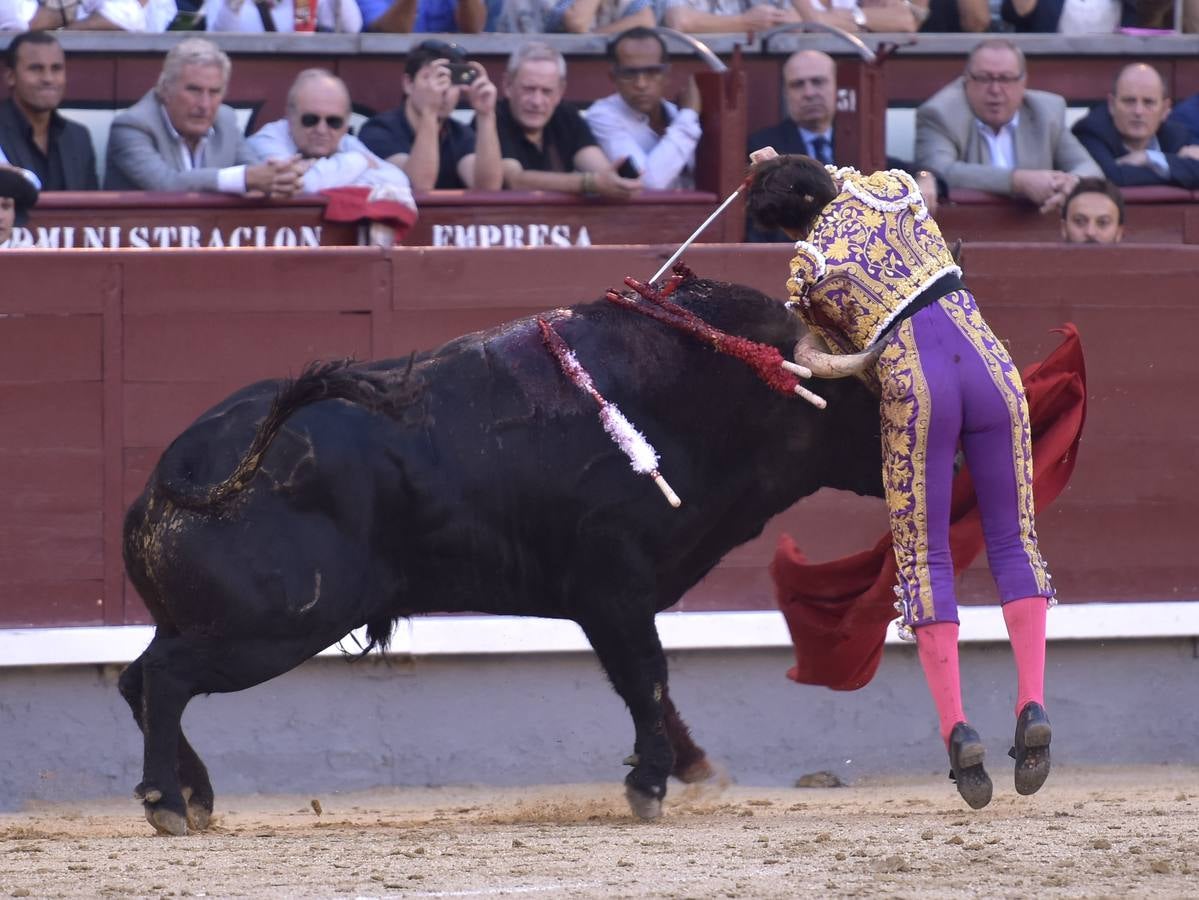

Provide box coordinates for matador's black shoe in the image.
[948,722,993,810]
[1009,701,1052,796]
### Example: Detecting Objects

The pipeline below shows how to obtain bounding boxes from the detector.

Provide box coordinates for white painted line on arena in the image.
[0,601,1196,669]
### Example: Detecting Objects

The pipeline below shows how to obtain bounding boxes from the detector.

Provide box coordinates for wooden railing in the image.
[2,243,1196,629]
[14,185,1199,249]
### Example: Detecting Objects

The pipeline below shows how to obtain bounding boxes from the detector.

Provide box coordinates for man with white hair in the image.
[496,41,639,199]
[247,69,414,210]
[104,37,302,196]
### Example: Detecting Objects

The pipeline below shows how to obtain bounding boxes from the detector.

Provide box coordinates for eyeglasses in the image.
[613,64,669,82]
[965,72,1024,86]
[299,113,347,129]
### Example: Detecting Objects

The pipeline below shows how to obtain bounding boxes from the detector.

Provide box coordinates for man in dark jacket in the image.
[746,49,944,242]
[0,32,97,191]
[1071,62,1199,190]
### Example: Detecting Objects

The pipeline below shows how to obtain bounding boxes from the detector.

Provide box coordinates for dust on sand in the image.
[1,765,1196,899]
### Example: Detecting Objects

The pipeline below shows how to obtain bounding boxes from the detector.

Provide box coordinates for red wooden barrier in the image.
[1,243,1196,629]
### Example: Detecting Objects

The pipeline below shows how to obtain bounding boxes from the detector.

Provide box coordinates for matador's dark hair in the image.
[745,155,838,237]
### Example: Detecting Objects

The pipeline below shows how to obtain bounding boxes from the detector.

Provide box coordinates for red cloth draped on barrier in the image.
[320,187,418,242]
[772,324,1088,692]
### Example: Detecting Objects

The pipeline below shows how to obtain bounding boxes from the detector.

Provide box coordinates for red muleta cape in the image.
[320,186,418,243]
[772,324,1088,691]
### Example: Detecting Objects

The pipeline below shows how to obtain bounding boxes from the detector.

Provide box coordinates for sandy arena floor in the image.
[1,765,1196,899]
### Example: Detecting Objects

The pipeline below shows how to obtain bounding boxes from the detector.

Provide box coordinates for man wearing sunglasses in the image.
[585,26,701,191]
[247,69,414,208]
[359,40,503,192]
[915,38,1100,214]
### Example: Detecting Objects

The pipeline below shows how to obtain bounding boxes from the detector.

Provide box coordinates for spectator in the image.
[586,26,700,191]
[496,42,640,199]
[104,38,303,196]
[918,0,991,31]
[1000,0,1133,32]
[359,0,497,31]
[1072,63,1199,189]
[0,164,38,246]
[801,0,922,31]
[1060,176,1124,244]
[0,0,177,31]
[662,0,799,33]
[749,51,836,161]
[359,40,503,192]
[497,0,653,32]
[746,50,942,240]
[0,32,97,191]
[915,38,1100,215]
[1168,91,1199,144]
[246,69,415,209]
[204,0,363,31]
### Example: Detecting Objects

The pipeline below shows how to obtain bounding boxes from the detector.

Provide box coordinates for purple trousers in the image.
[877,290,1053,628]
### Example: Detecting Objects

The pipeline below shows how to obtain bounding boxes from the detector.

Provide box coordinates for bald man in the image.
[1071,62,1199,189]
[748,50,838,166]
[746,49,941,240]
[247,68,414,206]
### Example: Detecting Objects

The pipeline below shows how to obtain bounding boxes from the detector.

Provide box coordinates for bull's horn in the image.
[794,334,884,379]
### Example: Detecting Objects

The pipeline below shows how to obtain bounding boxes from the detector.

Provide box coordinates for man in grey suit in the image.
[105,38,302,195]
[916,38,1100,215]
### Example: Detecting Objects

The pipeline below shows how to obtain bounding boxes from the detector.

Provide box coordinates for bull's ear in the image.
[949,238,964,271]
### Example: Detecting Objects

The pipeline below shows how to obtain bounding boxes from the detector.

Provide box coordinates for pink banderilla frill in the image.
[537,317,682,508]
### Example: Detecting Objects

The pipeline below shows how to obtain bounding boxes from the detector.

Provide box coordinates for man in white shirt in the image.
[248,69,415,210]
[585,26,701,191]
[0,0,176,31]
[915,38,1100,214]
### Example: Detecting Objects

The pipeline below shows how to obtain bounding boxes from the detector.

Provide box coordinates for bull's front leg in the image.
[577,609,674,820]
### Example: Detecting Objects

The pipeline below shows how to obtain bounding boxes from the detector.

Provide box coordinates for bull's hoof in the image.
[180,785,214,831]
[624,784,663,821]
[675,756,716,784]
[145,805,189,837]
[186,801,212,832]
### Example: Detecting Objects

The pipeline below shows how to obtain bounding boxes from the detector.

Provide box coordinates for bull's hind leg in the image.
[118,657,215,832]
[132,632,334,836]
[577,611,674,820]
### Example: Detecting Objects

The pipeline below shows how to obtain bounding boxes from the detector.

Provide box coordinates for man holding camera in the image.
[359,40,503,192]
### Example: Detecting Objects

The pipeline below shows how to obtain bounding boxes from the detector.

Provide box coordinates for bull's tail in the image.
[156,358,417,511]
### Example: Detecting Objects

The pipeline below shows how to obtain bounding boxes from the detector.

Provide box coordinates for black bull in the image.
[120,274,885,835]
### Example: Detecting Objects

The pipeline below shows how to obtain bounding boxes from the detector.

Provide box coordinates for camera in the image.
[447,63,478,86]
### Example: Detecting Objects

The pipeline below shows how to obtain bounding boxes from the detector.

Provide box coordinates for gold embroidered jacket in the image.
[786,166,962,354]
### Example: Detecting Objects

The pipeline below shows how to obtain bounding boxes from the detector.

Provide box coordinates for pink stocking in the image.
[915,621,966,749]
[1003,596,1048,717]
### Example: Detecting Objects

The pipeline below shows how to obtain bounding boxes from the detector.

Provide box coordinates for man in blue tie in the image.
[746,49,943,241]
[746,51,837,242]
[809,133,833,166]
[748,50,837,171]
